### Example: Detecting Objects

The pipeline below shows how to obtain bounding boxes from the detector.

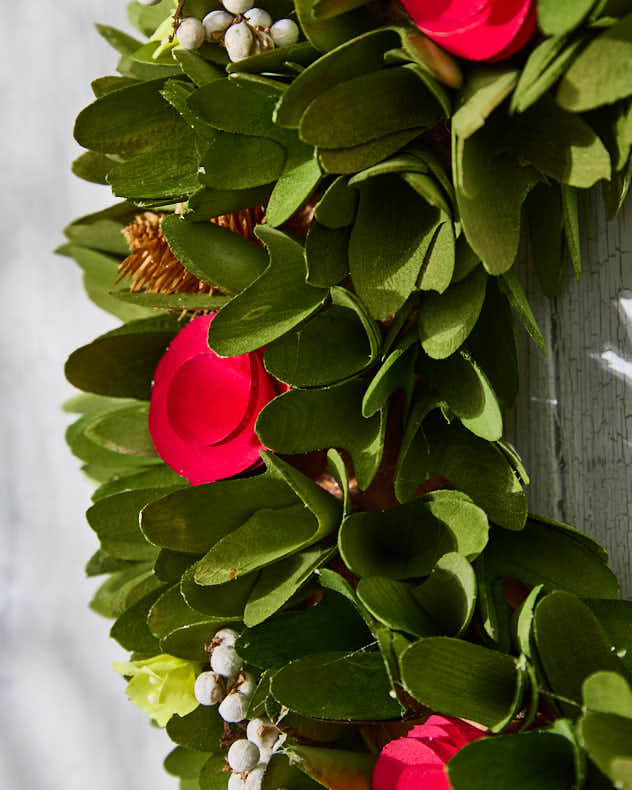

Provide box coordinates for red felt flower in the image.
[372,715,485,790]
[148,314,280,485]
[400,0,537,61]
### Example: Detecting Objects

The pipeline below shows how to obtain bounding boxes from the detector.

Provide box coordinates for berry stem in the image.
[169,0,187,42]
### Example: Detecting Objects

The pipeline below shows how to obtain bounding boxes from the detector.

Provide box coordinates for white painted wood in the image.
[506,193,632,598]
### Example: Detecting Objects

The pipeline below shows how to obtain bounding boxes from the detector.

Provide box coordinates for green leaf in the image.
[96,23,143,56]
[227,41,319,76]
[74,78,187,156]
[198,754,228,790]
[357,576,437,637]
[108,144,199,201]
[538,0,597,34]
[393,393,435,503]
[304,221,350,287]
[160,213,267,296]
[318,128,423,174]
[526,183,565,298]
[63,201,136,255]
[85,548,135,577]
[282,746,375,790]
[65,315,180,399]
[422,490,490,559]
[514,96,611,188]
[93,466,185,501]
[418,266,487,359]
[207,226,328,356]
[362,332,418,418]
[255,380,386,490]
[193,453,341,585]
[181,565,257,620]
[113,291,229,311]
[562,185,582,278]
[452,66,519,140]
[557,13,632,111]
[199,131,286,190]
[448,729,576,790]
[425,417,527,531]
[88,487,183,561]
[294,0,371,53]
[585,599,632,673]
[313,176,357,228]
[236,591,373,669]
[164,747,212,780]
[155,550,199,585]
[583,671,632,717]
[90,563,162,619]
[173,48,223,86]
[350,175,441,319]
[72,151,111,184]
[401,637,522,730]
[110,589,163,653]
[274,29,400,128]
[500,268,546,352]
[186,184,272,221]
[579,712,632,789]
[264,291,380,387]
[271,651,402,720]
[84,403,156,457]
[167,706,225,753]
[266,146,321,227]
[534,590,623,705]
[92,75,140,98]
[417,220,456,293]
[299,65,445,149]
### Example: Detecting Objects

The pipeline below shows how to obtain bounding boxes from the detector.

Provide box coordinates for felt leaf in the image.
[255,380,386,490]
[304,221,350,288]
[393,393,436,503]
[154,550,198,585]
[537,0,597,35]
[348,153,431,185]
[110,589,163,654]
[318,128,424,174]
[534,591,623,705]
[583,671,632,718]
[452,66,519,140]
[72,151,111,184]
[421,350,503,441]
[579,712,632,790]
[180,565,257,620]
[413,552,477,636]
[514,96,611,188]
[62,201,136,254]
[455,127,539,275]
[562,185,582,278]
[418,266,487,359]
[237,591,372,669]
[349,175,441,319]
[96,23,143,56]
[207,226,328,356]
[74,78,187,156]
[173,49,223,87]
[510,34,587,115]
[84,403,156,457]
[186,184,272,222]
[85,548,134,577]
[271,651,402,720]
[396,24,463,88]
[108,143,200,201]
[193,453,341,585]
[164,747,212,780]
[447,730,576,790]
[401,637,522,730]
[585,599,632,673]
[141,475,298,554]
[274,29,400,129]
[227,42,319,76]
[417,220,456,293]
[160,214,267,296]
[67,413,160,473]
[93,466,186,501]
[295,0,371,52]
[362,332,418,418]
[243,545,337,627]
[357,577,437,637]
[265,146,321,227]
[282,746,375,790]
[91,75,140,98]
[338,494,485,580]
[198,131,285,190]
[500,269,546,352]
[526,183,565,298]
[299,65,445,149]
[65,315,180,400]
[313,176,358,228]
[113,291,229,312]
[166,705,225,753]
[90,563,163,619]
[198,755,229,790]
[147,584,217,643]
[425,416,527,531]
[466,279,519,407]
[557,14,632,111]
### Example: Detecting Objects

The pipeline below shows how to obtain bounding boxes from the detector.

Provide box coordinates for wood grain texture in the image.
[506,192,632,597]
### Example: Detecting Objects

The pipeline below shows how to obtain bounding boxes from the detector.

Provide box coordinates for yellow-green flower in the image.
[113,653,199,726]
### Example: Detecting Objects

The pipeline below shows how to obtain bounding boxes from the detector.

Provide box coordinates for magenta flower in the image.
[148,314,280,485]
[400,0,537,61]
[372,715,485,790]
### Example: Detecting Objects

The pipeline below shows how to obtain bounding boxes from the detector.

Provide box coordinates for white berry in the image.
[219,691,250,723]
[236,671,256,696]
[203,10,235,39]
[194,672,224,706]
[246,718,279,751]
[269,19,299,47]
[138,0,161,5]
[228,775,246,790]
[228,740,261,773]
[245,764,267,790]
[214,628,239,648]
[223,0,255,13]
[176,18,206,50]
[244,8,272,27]
[224,21,254,62]
[211,645,243,677]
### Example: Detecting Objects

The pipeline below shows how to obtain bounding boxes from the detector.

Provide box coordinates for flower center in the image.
[166,353,258,445]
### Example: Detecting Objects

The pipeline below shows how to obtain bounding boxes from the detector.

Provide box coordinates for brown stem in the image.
[169,0,186,42]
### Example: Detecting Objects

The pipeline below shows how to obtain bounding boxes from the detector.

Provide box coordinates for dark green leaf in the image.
[318,128,423,174]
[167,706,225,753]
[164,748,212,780]
[110,589,163,653]
[72,151,112,184]
[294,0,372,53]
[304,221,350,287]
[198,131,285,190]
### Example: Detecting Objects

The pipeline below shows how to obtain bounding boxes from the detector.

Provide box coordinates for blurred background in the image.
[0,1,631,789]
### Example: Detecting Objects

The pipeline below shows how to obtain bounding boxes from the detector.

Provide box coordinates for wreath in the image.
[62,0,632,788]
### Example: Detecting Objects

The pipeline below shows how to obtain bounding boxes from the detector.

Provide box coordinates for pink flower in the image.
[400,0,537,61]
[148,314,280,485]
[372,715,485,790]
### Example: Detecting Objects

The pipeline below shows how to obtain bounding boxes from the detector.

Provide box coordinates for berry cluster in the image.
[194,629,284,790]
[162,0,299,62]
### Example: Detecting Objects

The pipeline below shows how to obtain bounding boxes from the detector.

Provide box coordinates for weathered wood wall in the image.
[506,193,632,597]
